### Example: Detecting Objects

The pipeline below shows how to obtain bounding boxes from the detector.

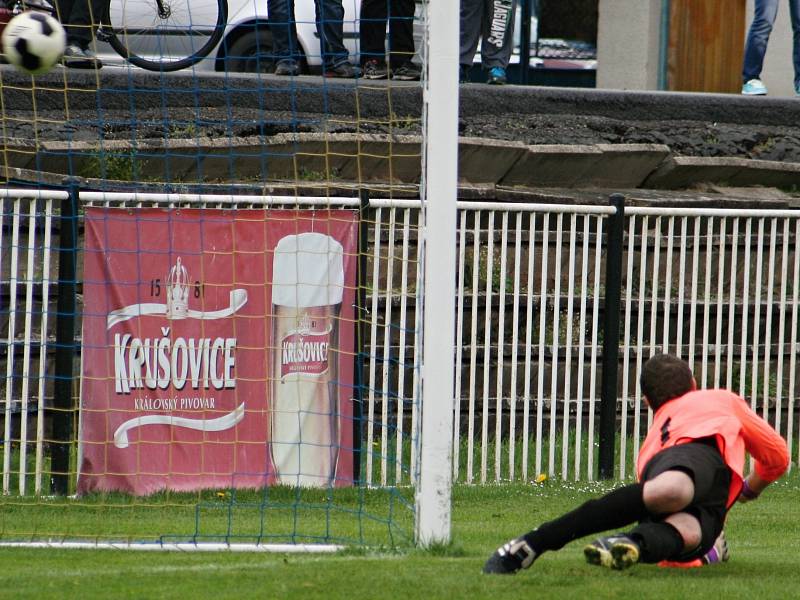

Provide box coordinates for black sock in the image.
[523,483,648,554]
[628,521,685,563]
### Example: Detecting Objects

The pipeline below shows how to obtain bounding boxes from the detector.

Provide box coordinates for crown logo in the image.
[166,257,190,320]
[297,313,312,336]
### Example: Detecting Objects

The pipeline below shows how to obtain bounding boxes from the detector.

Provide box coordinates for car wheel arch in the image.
[216,20,309,72]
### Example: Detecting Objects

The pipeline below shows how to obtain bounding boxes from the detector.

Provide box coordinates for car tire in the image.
[226,30,280,73]
[226,29,310,74]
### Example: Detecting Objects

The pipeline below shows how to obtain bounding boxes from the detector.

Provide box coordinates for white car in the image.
[94,0,421,73]
[93,1,593,77]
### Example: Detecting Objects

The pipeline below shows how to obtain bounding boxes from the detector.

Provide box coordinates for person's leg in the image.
[359,0,387,66]
[482,481,649,573]
[621,470,700,562]
[55,0,91,48]
[316,0,350,69]
[742,0,779,83]
[387,0,415,68]
[588,442,731,569]
[268,0,300,71]
[484,442,730,574]
[659,529,729,568]
[478,0,515,70]
[661,511,702,550]
[57,0,103,67]
[580,470,697,570]
[521,483,647,554]
[641,468,694,513]
[519,469,693,558]
[789,0,800,89]
[460,0,484,69]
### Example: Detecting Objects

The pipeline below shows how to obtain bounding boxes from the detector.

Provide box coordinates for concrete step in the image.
[9,134,798,191]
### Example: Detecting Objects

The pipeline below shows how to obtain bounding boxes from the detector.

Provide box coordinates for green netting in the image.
[0,0,429,549]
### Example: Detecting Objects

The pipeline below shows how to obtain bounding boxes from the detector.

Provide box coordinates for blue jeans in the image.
[743,0,800,86]
[267,0,350,68]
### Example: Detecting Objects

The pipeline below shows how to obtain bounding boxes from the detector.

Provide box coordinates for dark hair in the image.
[640,354,694,410]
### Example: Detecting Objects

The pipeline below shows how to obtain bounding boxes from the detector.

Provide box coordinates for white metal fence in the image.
[1,189,798,494]
[0,189,63,495]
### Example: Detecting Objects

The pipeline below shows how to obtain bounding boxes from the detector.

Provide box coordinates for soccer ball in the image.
[1,12,66,75]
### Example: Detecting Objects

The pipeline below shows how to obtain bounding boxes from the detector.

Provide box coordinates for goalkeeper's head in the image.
[640,353,697,410]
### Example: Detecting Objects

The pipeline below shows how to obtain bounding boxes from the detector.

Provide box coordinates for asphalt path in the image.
[3,66,800,126]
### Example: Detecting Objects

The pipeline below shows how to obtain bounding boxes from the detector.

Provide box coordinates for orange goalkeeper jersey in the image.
[636,389,790,508]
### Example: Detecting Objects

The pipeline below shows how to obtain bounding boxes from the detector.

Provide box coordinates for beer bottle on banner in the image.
[270,232,344,487]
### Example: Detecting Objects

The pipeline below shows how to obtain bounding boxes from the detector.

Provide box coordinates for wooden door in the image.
[668,0,746,93]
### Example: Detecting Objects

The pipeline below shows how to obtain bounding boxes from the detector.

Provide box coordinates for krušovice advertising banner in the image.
[78,208,358,495]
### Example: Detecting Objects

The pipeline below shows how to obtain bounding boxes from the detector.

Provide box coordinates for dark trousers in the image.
[359,0,415,67]
[268,0,350,68]
[55,0,101,47]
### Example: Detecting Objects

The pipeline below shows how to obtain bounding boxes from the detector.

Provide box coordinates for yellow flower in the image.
[534,473,548,484]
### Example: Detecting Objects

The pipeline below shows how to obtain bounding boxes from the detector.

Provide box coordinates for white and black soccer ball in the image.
[1,12,66,75]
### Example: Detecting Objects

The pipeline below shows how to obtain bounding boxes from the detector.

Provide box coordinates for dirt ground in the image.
[16,105,800,169]
[457,114,800,164]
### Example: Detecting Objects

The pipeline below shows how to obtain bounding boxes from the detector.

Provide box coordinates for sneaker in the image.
[487,66,507,85]
[459,64,471,84]
[324,61,360,79]
[741,78,767,95]
[795,83,800,97]
[701,530,729,565]
[584,534,640,570]
[482,537,537,575]
[62,44,102,69]
[274,60,299,76]
[391,62,421,81]
[362,59,388,80]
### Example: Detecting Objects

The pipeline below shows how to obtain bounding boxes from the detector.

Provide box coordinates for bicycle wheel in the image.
[104,0,227,72]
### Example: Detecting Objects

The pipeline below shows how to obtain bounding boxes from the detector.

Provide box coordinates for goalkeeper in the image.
[484,353,790,574]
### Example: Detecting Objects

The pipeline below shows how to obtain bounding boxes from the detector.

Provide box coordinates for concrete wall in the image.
[596,0,662,90]
[597,0,796,97]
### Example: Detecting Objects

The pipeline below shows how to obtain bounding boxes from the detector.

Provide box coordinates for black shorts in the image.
[640,439,732,560]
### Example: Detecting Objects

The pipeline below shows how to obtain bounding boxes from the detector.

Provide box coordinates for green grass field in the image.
[0,471,797,600]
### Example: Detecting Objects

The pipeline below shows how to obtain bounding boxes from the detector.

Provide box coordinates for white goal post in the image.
[415,0,460,547]
[0,2,462,553]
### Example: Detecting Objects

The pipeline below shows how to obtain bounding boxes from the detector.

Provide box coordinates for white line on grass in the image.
[2,553,406,580]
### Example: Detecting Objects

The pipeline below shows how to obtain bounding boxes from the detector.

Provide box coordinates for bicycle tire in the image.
[104,0,227,72]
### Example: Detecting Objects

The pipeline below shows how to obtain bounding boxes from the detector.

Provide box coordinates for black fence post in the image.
[352,189,370,485]
[51,182,79,495]
[519,0,533,85]
[599,193,625,479]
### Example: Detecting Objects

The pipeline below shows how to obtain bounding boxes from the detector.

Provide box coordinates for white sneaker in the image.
[741,78,767,95]
[62,44,102,69]
[483,537,537,574]
[701,530,730,564]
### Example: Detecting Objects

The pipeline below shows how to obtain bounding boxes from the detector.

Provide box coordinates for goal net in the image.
[0,0,458,549]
